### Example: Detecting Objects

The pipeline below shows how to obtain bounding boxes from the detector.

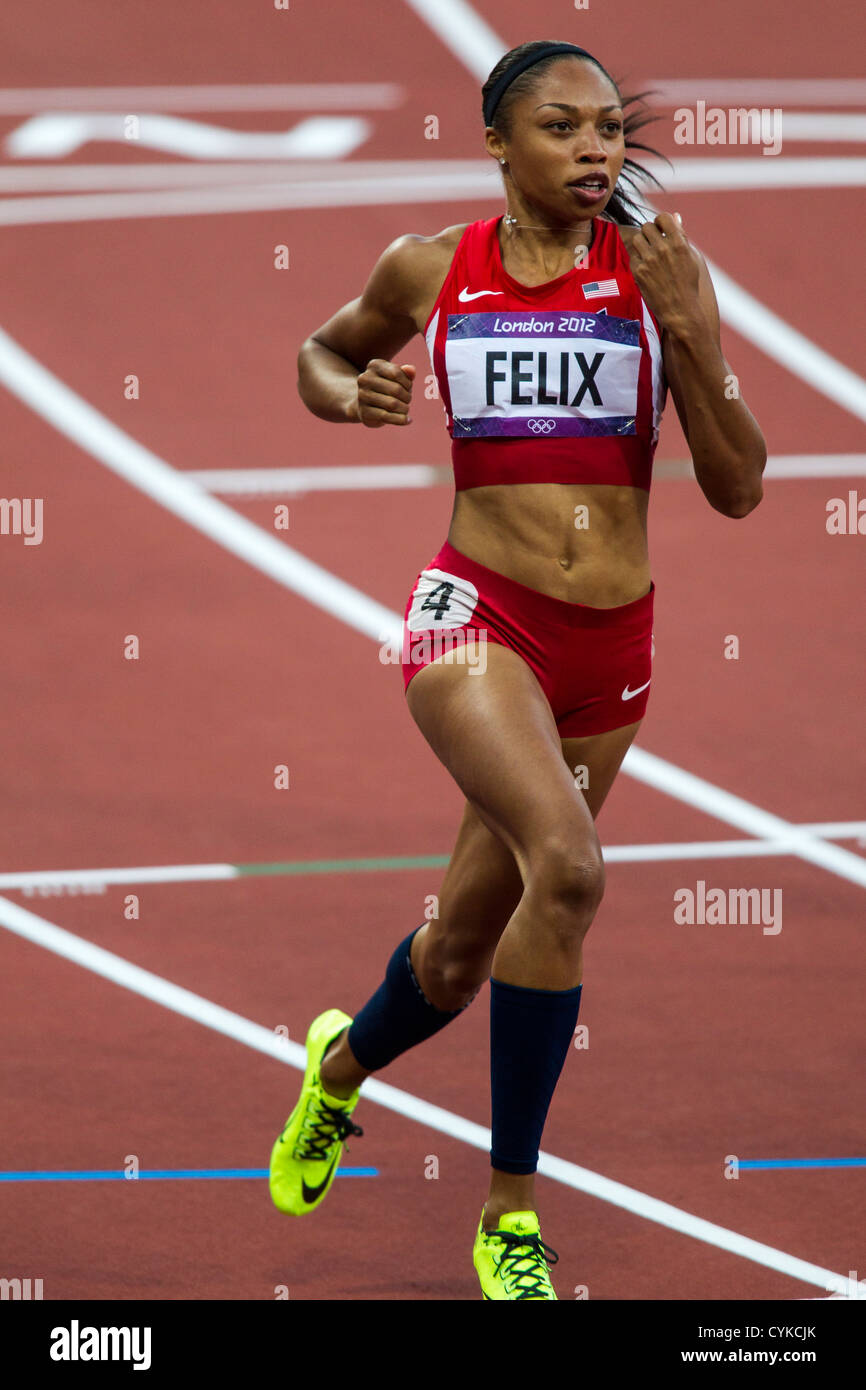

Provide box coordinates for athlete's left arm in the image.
[630,213,767,518]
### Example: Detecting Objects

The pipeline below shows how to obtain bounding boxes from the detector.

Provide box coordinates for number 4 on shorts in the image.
[420,582,455,621]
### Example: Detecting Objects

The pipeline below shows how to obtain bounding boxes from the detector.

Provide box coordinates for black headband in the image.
[483,43,599,128]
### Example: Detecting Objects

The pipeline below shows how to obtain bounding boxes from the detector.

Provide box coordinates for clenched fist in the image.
[352,360,416,427]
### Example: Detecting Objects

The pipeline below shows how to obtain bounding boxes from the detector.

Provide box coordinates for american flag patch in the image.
[582,279,619,300]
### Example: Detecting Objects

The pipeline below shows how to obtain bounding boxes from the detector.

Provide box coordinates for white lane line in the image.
[623,749,866,890]
[2,826,864,892]
[0,326,399,646]
[1,320,865,896]
[0,865,238,891]
[184,455,866,496]
[0,892,850,1295]
[400,0,504,79]
[764,455,866,478]
[644,80,866,106]
[776,113,866,141]
[0,171,503,226]
[0,84,405,113]
[2,156,866,197]
[185,464,445,494]
[652,155,866,191]
[703,253,866,425]
[0,158,493,193]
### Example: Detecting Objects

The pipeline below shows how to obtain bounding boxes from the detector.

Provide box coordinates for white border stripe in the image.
[764,455,866,478]
[644,80,866,106]
[623,749,866,888]
[183,455,866,495]
[399,0,504,78]
[777,113,866,140]
[185,464,444,494]
[1,156,865,198]
[0,84,404,113]
[0,828,862,891]
[0,865,238,890]
[1,159,864,230]
[0,892,850,1295]
[704,254,866,424]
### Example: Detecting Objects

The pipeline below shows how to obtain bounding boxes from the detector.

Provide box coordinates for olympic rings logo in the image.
[527,418,556,434]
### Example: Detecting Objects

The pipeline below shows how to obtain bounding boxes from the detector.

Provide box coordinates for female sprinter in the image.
[269,39,766,1300]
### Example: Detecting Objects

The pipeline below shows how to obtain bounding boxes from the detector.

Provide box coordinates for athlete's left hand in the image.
[626,213,704,336]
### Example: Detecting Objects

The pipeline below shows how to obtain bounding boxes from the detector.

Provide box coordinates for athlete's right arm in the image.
[297,235,429,427]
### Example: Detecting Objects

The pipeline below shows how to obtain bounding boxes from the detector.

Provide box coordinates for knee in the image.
[529,835,605,928]
[421,932,493,1011]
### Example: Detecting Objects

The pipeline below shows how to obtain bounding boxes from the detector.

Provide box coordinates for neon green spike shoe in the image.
[473,1209,559,1300]
[269,1009,363,1216]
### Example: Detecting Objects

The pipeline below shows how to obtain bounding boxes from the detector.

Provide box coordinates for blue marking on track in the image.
[737,1158,866,1171]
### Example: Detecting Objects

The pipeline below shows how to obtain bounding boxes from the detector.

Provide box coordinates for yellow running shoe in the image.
[473,1209,559,1300]
[269,1009,363,1216]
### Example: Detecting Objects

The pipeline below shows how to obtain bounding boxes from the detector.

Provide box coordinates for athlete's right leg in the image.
[319,798,524,1097]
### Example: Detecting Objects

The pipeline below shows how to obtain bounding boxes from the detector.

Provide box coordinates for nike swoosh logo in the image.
[457,287,505,302]
[621,679,651,701]
[301,1150,341,1204]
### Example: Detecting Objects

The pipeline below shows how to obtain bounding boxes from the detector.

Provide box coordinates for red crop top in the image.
[423,215,667,492]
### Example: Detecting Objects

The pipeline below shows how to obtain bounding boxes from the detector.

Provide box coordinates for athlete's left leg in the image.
[481,716,642,1226]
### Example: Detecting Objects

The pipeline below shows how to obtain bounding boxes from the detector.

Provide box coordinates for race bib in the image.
[444,310,640,438]
[406,568,479,632]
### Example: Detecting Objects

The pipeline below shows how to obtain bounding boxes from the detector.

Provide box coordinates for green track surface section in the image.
[236,854,450,877]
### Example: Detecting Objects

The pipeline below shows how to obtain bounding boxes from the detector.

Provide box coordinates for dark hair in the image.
[482,39,669,227]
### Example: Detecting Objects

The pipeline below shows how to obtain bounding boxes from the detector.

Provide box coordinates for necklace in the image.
[503,212,594,236]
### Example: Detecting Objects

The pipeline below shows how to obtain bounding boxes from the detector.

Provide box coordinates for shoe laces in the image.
[492,1229,559,1300]
[294,1092,363,1162]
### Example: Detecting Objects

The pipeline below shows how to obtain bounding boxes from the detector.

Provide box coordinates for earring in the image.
[500,158,506,165]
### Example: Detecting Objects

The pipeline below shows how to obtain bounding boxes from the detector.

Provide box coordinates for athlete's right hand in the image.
[352,360,415,427]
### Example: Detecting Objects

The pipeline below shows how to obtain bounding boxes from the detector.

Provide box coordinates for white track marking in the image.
[6,113,371,161]
[702,254,866,424]
[653,156,866,190]
[0,865,238,891]
[1,156,866,197]
[0,327,398,645]
[1,320,865,896]
[0,892,851,1296]
[184,455,866,495]
[644,79,866,106]
[0,158,493,192]
[185,464,444,494]
[0,170,503,226]
[764,455,866,478]
[0,84,404,113]
[624,749,866,890]
[0,157,861,222]
[400,0,504,78]
[0,825,863,892]
[775,113,866,140]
